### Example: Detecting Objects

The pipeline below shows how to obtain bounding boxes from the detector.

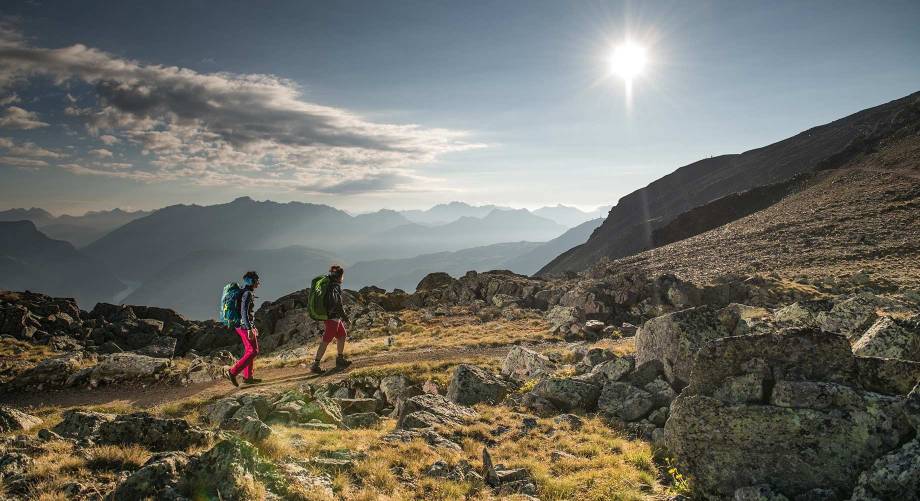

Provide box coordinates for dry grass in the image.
[347,357,502,387]
[86,444,150,471]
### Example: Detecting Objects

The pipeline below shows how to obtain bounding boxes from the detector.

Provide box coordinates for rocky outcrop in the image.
[501,346,555,382]
[396,394,478,430]
[0,407,41,433]
[664,328,917,499]
[446,364,513,405]
[95,412,212,451]
[635,305,732,389]
[106,451,190,500]
[530,377,600,413]
[849,438,920,500]
[852,315,920,361]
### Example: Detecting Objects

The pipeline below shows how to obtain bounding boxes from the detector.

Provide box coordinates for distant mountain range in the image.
[0,221,124,307]
[124,246,341,320]
[0,207,151,248]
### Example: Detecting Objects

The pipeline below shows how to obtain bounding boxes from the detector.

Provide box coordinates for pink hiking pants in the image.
[230,327,259,379]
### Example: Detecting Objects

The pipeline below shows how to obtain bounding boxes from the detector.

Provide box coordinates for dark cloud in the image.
[0,23,483,191]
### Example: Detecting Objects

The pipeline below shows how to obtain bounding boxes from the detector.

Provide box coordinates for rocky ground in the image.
[2,264,919,500]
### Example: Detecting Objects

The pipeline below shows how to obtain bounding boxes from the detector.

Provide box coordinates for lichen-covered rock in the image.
[52,409,114,439]
[588,356,635,384]
[332,398,377,415]
[446,364,512,405]
[545,305,585,336]
[848,439,920,500]
[89,353,171,385]
[0,407,41,433]
[396,393,478,430]
[203,397,242,427]
[342,412,380,429]
[530,377,601,412]
[182,437,330,500]
[819,293,907,340]
[107,451,190,501]
[664,328,914,499]
[239,416,272,443]
[852,315,920,361]
[8,352,88,389]
[501,346,555,382]
[734,485,790,501]
[574,347,615,374]
[298,397,343,427]
[635,305,732,388]
[597,382,655,422]
[96,413,212,451]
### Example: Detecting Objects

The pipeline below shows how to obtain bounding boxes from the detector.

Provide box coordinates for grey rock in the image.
[447,364,512,405]
[849,438,920,500]
[531,377,601,412]
[397,393,478,430]
[342,412,380,429]
[107,451,190,501]
[239,416,272,443]
[501,346,555,382]
[852,315,920,361]
[90,352,171,385]
[96,412,212,451]
[597,382,655,422]
[332,398,377,416]
[52,409,114,438]
[0,407,41,433]
[636,305,732,388]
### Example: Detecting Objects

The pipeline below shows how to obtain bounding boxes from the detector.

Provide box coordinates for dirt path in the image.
[0,344,529,411]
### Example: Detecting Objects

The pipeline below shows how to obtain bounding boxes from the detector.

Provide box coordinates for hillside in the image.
[598,131,920,288]
[0,221,124,306]
[504,218,604,275]
[124,246,342,319]
[541,91,920,275]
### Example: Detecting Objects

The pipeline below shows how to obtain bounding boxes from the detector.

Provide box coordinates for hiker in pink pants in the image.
[226,271,261,386]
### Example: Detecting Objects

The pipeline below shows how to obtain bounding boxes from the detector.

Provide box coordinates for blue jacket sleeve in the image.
[240,290,253,330]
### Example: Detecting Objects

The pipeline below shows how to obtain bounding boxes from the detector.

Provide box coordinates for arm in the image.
[240,290,253,331]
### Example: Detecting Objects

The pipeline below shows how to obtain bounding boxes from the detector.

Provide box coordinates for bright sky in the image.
[1,0,919,215]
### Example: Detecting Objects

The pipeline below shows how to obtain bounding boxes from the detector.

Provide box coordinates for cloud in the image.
[0,92,18,105]
[0,105,48,129]
[89,148,113,158]
[0,23,484,192]
[98,134,119,145]
[296,171,415,194]
[1,156,48,168]
[0,137,65,158]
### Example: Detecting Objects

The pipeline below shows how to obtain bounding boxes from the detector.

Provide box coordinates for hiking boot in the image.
[225,368,239,387]
[242,377,263,385]
[335,355,352,369]
[310,361,323,374]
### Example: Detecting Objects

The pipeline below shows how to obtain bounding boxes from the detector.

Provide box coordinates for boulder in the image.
[773,299,834,328]
[849,438,920,499]
[342,412,381,429]
[530,377,601,412]
[0,407,41,433]
[132,336,177,358]
[597,382,655,422]
[396,394,478,430]
[635,305,732,388]
[298,397,343,427]
[852,316,920,361]
[588,356,635,384]
[819,293,906,340]
[239,416,272,443]
[182,437,330,500]
[332,398,377,416]
[574,347,615,374]
[9,352,87,389]
[96,413,212,451]
[664,328,915,499]
[52,410,114,439]
[545,305,585,336]
[501,346,555,382]
[203,397,242,427]
[107,451,189,501]
[379,374,414,406]
[90,353,171,385]
[446,364,512,405]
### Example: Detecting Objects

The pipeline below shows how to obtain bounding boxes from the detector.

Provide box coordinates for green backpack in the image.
[308,275,331,321]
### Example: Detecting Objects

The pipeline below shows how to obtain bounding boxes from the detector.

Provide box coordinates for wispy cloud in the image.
[0,105,48,129]
[0,22,483,192]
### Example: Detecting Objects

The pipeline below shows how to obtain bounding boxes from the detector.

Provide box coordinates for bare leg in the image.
[336,336,346,357]
[314,340,329,362]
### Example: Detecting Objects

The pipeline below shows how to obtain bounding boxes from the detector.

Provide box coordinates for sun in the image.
[609,41,648,82]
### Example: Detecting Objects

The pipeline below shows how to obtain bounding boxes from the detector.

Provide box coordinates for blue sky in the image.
[1,0,918,215]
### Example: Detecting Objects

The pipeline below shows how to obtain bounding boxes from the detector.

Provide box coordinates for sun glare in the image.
[610,41,647,82]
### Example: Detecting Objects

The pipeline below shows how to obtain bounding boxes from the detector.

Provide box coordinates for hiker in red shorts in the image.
[310,265,350,373]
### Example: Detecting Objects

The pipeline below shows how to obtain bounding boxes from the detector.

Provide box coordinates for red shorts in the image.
[322,319,347,343]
